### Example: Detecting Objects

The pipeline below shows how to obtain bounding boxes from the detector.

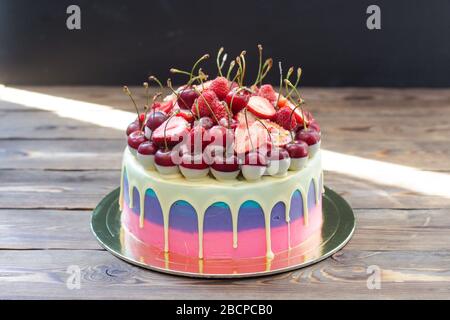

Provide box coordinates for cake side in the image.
[120,147,323,260]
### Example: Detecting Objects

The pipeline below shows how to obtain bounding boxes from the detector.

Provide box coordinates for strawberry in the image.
[274,107,297,130]
[153,100,174,114]
[176,109,195,123]
[246,96,276,119]
[209,76,230,100]
[234,121,269,154]
[191,90,220,118]
[152,116,189,147]
[257,84,277,103]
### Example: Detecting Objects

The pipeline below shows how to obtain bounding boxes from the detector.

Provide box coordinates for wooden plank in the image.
[0,249,449,299]
[0,109,124,140]
[0,140,124,170]
[1,208,449,251]
[1,170,449,209]
[0,209,101,250]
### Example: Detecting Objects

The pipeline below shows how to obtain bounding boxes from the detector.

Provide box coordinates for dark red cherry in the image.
[295,128,320,146]
[267,147,290,161]
[180,153,208,169]
[211,154,240,172]
[127,130,147,150]
[244,151,267,166]
[308,120,321,133]
[146,111,168,131]
[207,125,234,148]
[285,141,308,159]
[137,141,157,155]
[225,88,251,114]
[154,149,176,166]
[178,87,199,109]
[126,120,141,136]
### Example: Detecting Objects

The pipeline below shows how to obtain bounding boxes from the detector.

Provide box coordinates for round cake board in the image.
[91,186,355,279]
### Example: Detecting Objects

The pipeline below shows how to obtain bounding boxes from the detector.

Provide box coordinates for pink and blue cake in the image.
[119,46,323,261]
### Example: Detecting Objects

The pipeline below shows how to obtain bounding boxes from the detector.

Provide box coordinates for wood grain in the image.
[1,87,450,299]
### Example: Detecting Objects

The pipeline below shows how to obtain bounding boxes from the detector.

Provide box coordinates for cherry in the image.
[146,111,168,131]
[211,154,239,172]
[225,88,251,114]
[308,120,321,133]
[244,151,267,166]
[178,87,199,109]
[195,116,214,130]
[127,130,147,151]
[267,147,289,161]
[154,149,176,167]
[137,141,158,155]
[285,141,308,158]
[295,128,320,146]
[126,120,141,136]
[180,153,208,170]
[188,125,210,153]
[207,125,234,148]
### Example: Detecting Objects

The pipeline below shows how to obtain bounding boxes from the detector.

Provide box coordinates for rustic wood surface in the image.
[1,86,450,299]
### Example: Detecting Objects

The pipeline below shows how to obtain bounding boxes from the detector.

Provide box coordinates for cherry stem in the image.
[166,78,188,108]
[226,60,236,81]
[216,47,224,77]
[148,76,164,89]
[275,61,283,110]
[285,79,307,130]
[170,68,191,77]
[239,51,247,86]
[253,44,263,86]
[228,86,251,113]
[190,54,210,82]
[163,114,176,151]
[123,86,140,118]
[145,92,162,132]
[244,107,255,151]
[255,118,272,144]
[258,58,273,85]
[284,67,294,95]
[285,67,302,100]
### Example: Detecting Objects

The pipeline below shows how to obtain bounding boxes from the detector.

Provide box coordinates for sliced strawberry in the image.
[152,116,189,147]
[153,100,174,114]
[285,100,307,124]
[246,96,276,119]
[234,122,269,154]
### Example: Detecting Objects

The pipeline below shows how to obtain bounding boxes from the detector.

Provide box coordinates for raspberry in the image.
[209,76,230,100]
[191,90,220,118]
[211,102,228,122]
[274,107,297,130]
[258,84,277,103]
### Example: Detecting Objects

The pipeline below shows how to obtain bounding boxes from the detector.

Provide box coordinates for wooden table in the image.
[1,86,450,299]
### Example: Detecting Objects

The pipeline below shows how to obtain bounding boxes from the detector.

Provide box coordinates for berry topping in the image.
[274,107,298,130]
[176,109,195,123]
[257,84,277,103]
[137,140,158,155]
[180,153,209,169]
[191,90,220,119]
[211,154,240,172]
[146,111,168,131]
[126,119,141,136]
[246,96,276,119]
[295,128,320,146]
[127,130,147,150]
[209,76,230,100]
[153,100,174,114]
[285,141,309,158]
[244,151,268,166]
[152,116,189,148]
[178,87,199,109]
[225,88,251,114]
[154,149,176,167]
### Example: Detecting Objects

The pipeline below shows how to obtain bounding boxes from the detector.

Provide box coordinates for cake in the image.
[119,46,323,262]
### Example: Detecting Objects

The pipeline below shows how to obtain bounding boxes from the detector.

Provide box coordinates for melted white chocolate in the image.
[119,148,323,260]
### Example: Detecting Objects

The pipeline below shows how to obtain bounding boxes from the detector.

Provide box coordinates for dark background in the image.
[0,0,449,86]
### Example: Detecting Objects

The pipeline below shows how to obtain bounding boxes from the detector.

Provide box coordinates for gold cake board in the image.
[91,186,355,278]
